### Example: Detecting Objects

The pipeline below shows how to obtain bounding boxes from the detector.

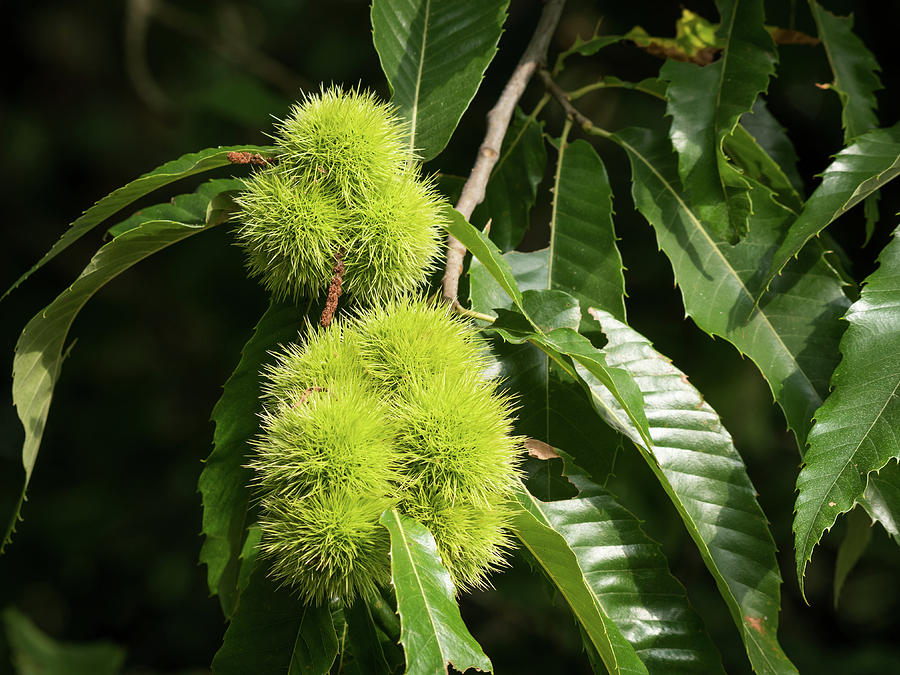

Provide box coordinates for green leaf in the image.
[488,298,653,452]
[586,309,797,674]
[6,217,226,549]
[2,145,274,300]
[833,506,874,608]
[794,225,900,595]
[370,0,508,162]
[3,607,126,675]
[762,123,900,289]
[553,33,626,74]
[471,108,547,251]
[863,459,900,546]
[107,178,244,237]
[199,299,303,618]
[549,137,626,323]
[517,456,726,674]
[614,126,849,447]
[808,1,882,142]
[344,599,394,675]
[725,124,802,215]
[379,509,492,675]
[441,205,525,313]
[510,484,649,675]
[739,99,804,195]
[470,251,621,484]
[468,134,625,324]
[660,0,777,242]
[212,563,338,675]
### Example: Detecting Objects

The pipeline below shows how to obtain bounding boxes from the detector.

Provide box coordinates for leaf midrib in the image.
[389,510,444,666]
[408,0,431,159]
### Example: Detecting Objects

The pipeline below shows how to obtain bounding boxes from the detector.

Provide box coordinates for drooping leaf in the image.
[511,483,649,675]
[469,251,621,485]
[212,562,338,675]
[6,216,229,549]
[527,451,726,673]
[488,297,652,451]
[863,459,900,546]
[613,125,849,447]
[739,98,804,195]
[470,107,547,252]
[199,299,303,618]
[808,1,882,142]
[379,509,492,675]
[833,506,874,608]
[107,178,244,237]
[585,308,797,674]
[762,122,900,289]
[794,225,900,595]
[3,607,126,675]
[2,145,274,300]
[370,0,508,161]
[660,0,777,242]
[441,205,525,313]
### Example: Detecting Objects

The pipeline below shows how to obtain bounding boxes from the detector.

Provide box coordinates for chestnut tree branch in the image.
[441,0,567,305]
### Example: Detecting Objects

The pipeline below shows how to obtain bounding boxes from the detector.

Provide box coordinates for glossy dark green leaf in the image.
[519,453,725,673]
[3,607,125,675]
[511,483,649,675]
[212,563,338,675]
[488,297,652,451]
[371,0,508,161]
[833,506,874,608]
[2,145,275,300]
[809,1,882,141]
[794,225,900,595]
[614,125,849,447]
[6,217,229,549]
[739,99,804,195]
[762,123,900,288]
[379,509,492,675]
[107,178,244,237]
[199,299,303,618]
[863,460,900,546]
[471,108,546,251]
[470,252,620,484]
[585,308,797,674]
[660,0,776,242]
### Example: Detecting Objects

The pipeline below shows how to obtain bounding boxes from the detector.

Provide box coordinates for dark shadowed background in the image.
[1,1,899,673]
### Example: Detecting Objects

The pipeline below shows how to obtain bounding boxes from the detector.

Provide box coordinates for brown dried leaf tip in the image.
[227,151,272,166]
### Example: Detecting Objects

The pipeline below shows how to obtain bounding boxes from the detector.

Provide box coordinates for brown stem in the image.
[538,69,594,132]
[320,248,346,328]
[441,0,567,305]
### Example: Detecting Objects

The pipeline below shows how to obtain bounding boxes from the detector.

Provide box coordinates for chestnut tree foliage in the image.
[3,0,900,673]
